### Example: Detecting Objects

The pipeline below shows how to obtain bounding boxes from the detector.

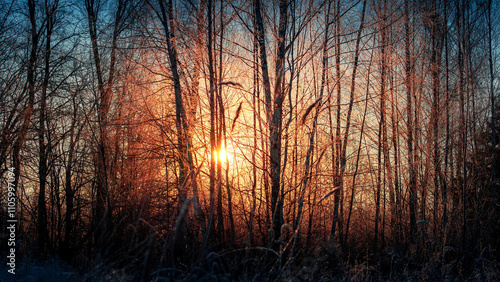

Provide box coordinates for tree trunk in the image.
[456,0,468,253]
[331,0,366,243]
[86,0,125,247]
[487,0,497,254]
[158,0,193,257]
[207,0,217,245]
[254,0,288,244]
[38,0,58,256]
[405,0,417,243]
[269,0,288,244]
[345,44,371,245]
[426,0,444,241]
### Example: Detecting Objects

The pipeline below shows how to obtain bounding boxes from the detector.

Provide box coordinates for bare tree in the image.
[405,0,417,243]
[37,0,61,256]
[85,0,128,247]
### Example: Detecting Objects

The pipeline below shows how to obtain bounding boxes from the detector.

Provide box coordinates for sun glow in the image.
[212,146,233,165]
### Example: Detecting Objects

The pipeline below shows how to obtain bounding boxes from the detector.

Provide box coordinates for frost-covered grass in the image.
[1,251,499,281]
[0,257,138,281]
[0,258,77,282]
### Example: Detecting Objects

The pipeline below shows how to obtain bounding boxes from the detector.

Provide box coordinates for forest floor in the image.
[2,251,500,281]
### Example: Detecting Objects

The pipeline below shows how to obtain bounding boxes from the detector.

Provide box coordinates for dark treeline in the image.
[1,0,500,280]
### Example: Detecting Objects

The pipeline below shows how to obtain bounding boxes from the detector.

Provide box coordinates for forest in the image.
[1,0,500,280]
